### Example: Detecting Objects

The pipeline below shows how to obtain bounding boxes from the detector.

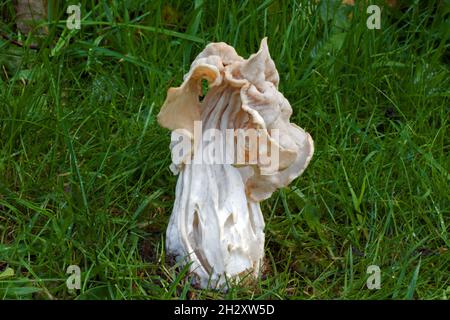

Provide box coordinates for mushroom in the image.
[157,38,314,289]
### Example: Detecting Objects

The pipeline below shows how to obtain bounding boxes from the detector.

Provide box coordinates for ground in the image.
[0,0,448,299]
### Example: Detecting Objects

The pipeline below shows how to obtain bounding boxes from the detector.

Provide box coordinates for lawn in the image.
[0,0,448,299]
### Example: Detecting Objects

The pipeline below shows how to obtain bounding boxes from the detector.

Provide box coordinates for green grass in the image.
[0,0,449,299]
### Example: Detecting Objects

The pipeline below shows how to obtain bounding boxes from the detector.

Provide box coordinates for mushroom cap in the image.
[158,38,314,200]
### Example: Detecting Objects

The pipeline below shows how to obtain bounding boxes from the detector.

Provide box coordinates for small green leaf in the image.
[0,267,14,280]
[5,286,42,296]
[406,260,421,300]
